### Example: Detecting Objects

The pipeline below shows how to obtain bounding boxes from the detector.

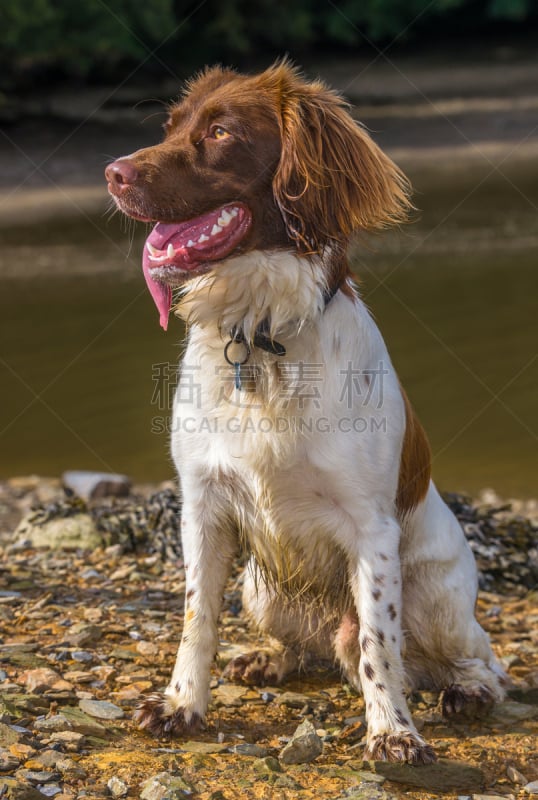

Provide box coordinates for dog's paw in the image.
[223,650,283,686]
[365,732,437,764]
[441,683,495,719]
[133,693,203,738]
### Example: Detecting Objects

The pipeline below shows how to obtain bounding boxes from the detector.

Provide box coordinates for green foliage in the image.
[0,0,535,84]
[0,0,175,77]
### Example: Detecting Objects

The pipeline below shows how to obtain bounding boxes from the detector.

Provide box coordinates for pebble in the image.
[34,715,72,733]
[78,700,124,721]
[279,719,323,765]
[524,783,538,795]
[365,760,484,793]
[253,756,283,774]
[507,765,528,784]
[107,776,129,797]
[139,772,193,799]
[49,731,85,751]
[18,669,73,694]
[276,691,312,709]
[229,743,269,757]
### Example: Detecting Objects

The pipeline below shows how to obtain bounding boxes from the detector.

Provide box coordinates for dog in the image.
[105,61,506,763]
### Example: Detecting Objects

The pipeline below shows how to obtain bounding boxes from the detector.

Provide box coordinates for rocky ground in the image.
[0,476,537,800]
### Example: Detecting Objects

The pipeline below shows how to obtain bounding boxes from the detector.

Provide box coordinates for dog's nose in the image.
[105,159,139,191]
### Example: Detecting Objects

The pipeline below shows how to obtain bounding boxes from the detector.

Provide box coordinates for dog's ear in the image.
[269,63,413,254]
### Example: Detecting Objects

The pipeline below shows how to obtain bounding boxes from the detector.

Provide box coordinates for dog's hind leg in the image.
[401,485,507,716]
[223,558,336,686]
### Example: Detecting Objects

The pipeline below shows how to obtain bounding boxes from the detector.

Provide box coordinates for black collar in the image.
[228,282,341,359]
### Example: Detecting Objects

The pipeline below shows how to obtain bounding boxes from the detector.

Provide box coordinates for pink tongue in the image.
[142,249,172,330]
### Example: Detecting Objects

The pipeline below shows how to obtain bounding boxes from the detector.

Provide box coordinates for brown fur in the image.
[396,388,432,517]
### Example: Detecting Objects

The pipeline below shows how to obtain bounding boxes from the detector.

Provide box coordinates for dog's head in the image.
[106,61,412,328]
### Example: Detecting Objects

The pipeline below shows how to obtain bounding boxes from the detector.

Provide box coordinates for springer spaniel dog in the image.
[106,61,506,763]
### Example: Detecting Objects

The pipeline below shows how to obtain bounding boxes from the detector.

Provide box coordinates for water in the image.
[1,161,536,496]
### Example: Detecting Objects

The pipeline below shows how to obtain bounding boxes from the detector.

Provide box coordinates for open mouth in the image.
[142,203,251,329]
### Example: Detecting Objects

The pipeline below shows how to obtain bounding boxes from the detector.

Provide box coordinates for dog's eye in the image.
[210,126,231,140]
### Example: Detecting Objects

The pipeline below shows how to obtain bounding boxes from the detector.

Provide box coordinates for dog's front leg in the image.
[135,477,237,738]
[350,516,436,764]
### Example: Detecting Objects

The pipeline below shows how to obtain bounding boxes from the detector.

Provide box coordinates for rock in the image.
[49,731,85,751]
[507,765,528,784]
[279,719,323,765]
[276,691,312,709]
[253,756,283,774]
[136,641,159,658]
[13,513,103,550]
[139,772,193,800]
[57,706,108,737]
[0,748,20,770]
[524,782,538,795]
[0,722,23,747]
[363,760,484,792]
[34,714,73,733]
[62,471,131,500]
[179,741,228,755]
[0,778,48,799]
[15,769,61,784]
[107,776,129,797]
[78,699,124,721]
[472,795,508,800]
[213,684,248,707]
[229,743,269,757]
[18,668,72,694]
[490,700,538,723]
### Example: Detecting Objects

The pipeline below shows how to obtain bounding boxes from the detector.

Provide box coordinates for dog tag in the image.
[234,362,242,391]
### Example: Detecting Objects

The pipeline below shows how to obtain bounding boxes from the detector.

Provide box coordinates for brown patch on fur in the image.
[396,387,431,517]
[271,60,413,255]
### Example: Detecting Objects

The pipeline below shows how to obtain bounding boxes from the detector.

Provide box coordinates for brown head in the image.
[106,60,412,328]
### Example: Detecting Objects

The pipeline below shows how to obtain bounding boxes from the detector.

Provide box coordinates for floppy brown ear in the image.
[270,64,413,254]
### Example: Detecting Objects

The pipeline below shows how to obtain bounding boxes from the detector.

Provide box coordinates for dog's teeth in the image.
[167,244,175,259]
[230,207,239,217]
[221,209,232,224]
[186,240,195,247]
[147,242,159,256]
[210,224,221,236]
[198,234,209,243]
[148,254,165,263]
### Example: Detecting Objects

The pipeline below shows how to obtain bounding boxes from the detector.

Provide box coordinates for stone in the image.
[13,513,103,550]
[0,748,20,770]
[18,668,72,694]
[229,743,269,757]
[0,722,22,747]
[279,719,323,765]
[15,769,61,784]
[0,778,47,799]
[507,765,528,784]
[179,741,228,755]
[34,714,73,733]
[490,701,538,723]
[213,684,248,707]
[62,471,131,500]
[49,731,85,751]
[276,691,312,709]
[253,757,283,773]
[78,700,124,721]
[524,783,538,795]
[57,706,107,737]
[363,759,484,793]
[139,772,193,800]
[107,777,129,797]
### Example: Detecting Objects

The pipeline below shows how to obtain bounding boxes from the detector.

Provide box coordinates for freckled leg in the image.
[349,516,436,764]
[135,478,237,737]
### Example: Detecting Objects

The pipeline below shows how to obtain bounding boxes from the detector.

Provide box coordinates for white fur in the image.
[160,249,505,758]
